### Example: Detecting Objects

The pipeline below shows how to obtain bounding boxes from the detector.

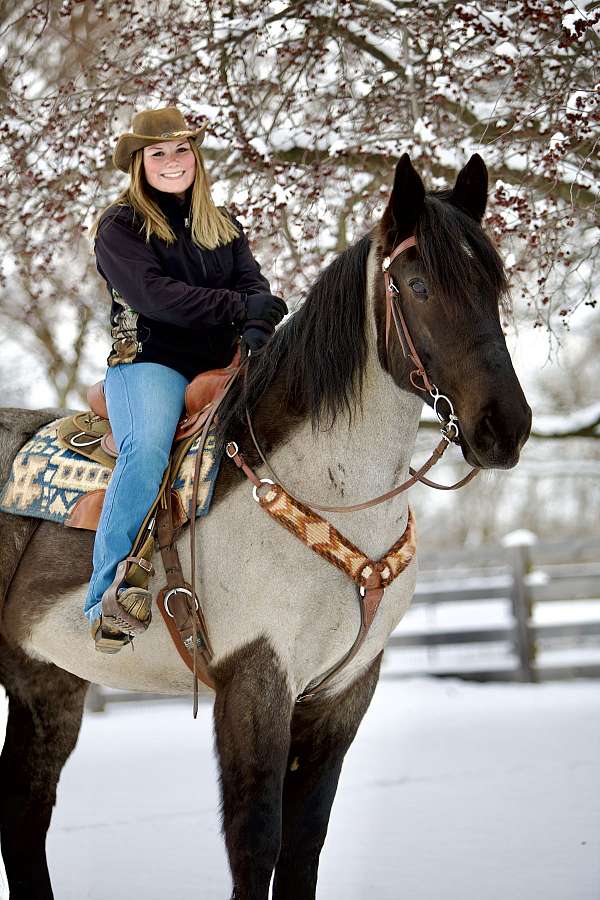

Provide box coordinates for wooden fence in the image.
[387,534,600,682]
[87,534,600,710]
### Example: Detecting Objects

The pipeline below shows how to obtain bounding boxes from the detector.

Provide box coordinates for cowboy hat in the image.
[113,106,207,173]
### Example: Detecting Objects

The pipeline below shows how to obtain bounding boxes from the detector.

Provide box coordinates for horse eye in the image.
[409,278,428,301]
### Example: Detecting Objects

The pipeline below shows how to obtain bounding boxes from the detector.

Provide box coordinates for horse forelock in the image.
[416,194,510,314]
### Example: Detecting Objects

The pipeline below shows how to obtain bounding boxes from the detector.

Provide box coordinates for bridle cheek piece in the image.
[383,236,460,445]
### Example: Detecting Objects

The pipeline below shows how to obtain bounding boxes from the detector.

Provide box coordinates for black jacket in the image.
[94,187,270,380]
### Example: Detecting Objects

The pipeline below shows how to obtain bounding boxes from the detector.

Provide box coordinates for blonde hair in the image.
[90,140,239,249]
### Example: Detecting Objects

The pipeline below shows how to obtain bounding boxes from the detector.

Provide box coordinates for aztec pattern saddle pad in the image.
[0,416,222,530]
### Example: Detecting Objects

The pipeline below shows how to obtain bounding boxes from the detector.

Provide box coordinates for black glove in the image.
[244,293,288,327]
[242,325,273,354]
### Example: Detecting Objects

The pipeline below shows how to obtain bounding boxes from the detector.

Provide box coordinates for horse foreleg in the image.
[0,640,88,900]
[272,652,383,900]
[212,637,294,900]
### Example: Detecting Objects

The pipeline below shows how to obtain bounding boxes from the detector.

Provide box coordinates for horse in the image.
[0,152,531,900]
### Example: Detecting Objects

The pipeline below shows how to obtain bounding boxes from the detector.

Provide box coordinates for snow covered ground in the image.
[1,676,599,900]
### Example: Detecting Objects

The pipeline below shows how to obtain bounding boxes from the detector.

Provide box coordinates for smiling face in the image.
[142,138,196,196]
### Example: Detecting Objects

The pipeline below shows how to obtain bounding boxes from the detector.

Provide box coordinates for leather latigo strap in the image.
[187,364,242,713]
[155,362,242,714]
[226,443,416,701]
[156,492,216,698]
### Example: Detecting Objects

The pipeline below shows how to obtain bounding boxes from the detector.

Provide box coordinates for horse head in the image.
[376,153,532,469]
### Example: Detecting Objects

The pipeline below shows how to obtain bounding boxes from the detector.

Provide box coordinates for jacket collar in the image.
[147,185,192,224]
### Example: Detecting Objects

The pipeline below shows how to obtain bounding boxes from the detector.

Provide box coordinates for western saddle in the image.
[86,347,241,458]
[67,350,242,710]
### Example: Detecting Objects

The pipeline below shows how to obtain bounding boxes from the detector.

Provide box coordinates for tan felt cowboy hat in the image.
[113,106,207,173]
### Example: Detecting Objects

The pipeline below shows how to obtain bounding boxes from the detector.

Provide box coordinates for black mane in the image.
[217,232,372,439]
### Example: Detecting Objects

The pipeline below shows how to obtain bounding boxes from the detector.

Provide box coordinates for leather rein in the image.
[169,233,479,711]
[238,234,479,514]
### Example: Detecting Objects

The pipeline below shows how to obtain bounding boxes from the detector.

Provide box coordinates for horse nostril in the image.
[465,398,531,469]
[476,413,497,451]
[521,405,533,447]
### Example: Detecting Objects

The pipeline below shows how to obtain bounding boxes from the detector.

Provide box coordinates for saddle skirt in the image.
[0,351,240,533]
[0,416,221,532]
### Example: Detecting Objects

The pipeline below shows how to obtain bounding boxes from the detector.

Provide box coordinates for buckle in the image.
[252,478,275,503]
[69,431,102,448]
[163,587,198,618]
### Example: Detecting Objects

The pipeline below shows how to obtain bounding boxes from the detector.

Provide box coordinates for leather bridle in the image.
[238,234,479,514]
[174,235,480,708]
[384,235,463,442]
[384,235,433,390]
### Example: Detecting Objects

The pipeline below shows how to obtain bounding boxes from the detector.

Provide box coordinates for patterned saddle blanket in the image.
[0,415,221,531]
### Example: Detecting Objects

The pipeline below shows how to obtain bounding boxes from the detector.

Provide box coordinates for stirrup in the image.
[93,586,153,654]
[92,617,134,654]
[101,584,153,635]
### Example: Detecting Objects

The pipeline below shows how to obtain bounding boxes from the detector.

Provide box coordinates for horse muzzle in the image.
[458,398,532,470]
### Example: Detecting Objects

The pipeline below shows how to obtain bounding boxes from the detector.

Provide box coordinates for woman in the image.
[86,106,286,652]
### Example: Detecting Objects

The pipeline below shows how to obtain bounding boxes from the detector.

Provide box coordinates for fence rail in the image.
[87,535,600,710]
[386,535,600,683]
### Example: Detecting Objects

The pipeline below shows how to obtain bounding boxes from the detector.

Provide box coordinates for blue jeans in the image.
[84,362,188,624]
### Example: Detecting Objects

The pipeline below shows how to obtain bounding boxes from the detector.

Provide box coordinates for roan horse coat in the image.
[0,154,531,899]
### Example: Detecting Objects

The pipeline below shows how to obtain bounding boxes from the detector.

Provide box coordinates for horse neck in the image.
[265,241,424,555]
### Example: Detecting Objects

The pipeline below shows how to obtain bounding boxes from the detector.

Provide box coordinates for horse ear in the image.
[382,154,425,241]
[450,154,488,222]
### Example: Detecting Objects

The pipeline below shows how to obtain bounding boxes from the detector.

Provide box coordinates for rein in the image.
[236,234,479,513]
[170,234,479,708]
